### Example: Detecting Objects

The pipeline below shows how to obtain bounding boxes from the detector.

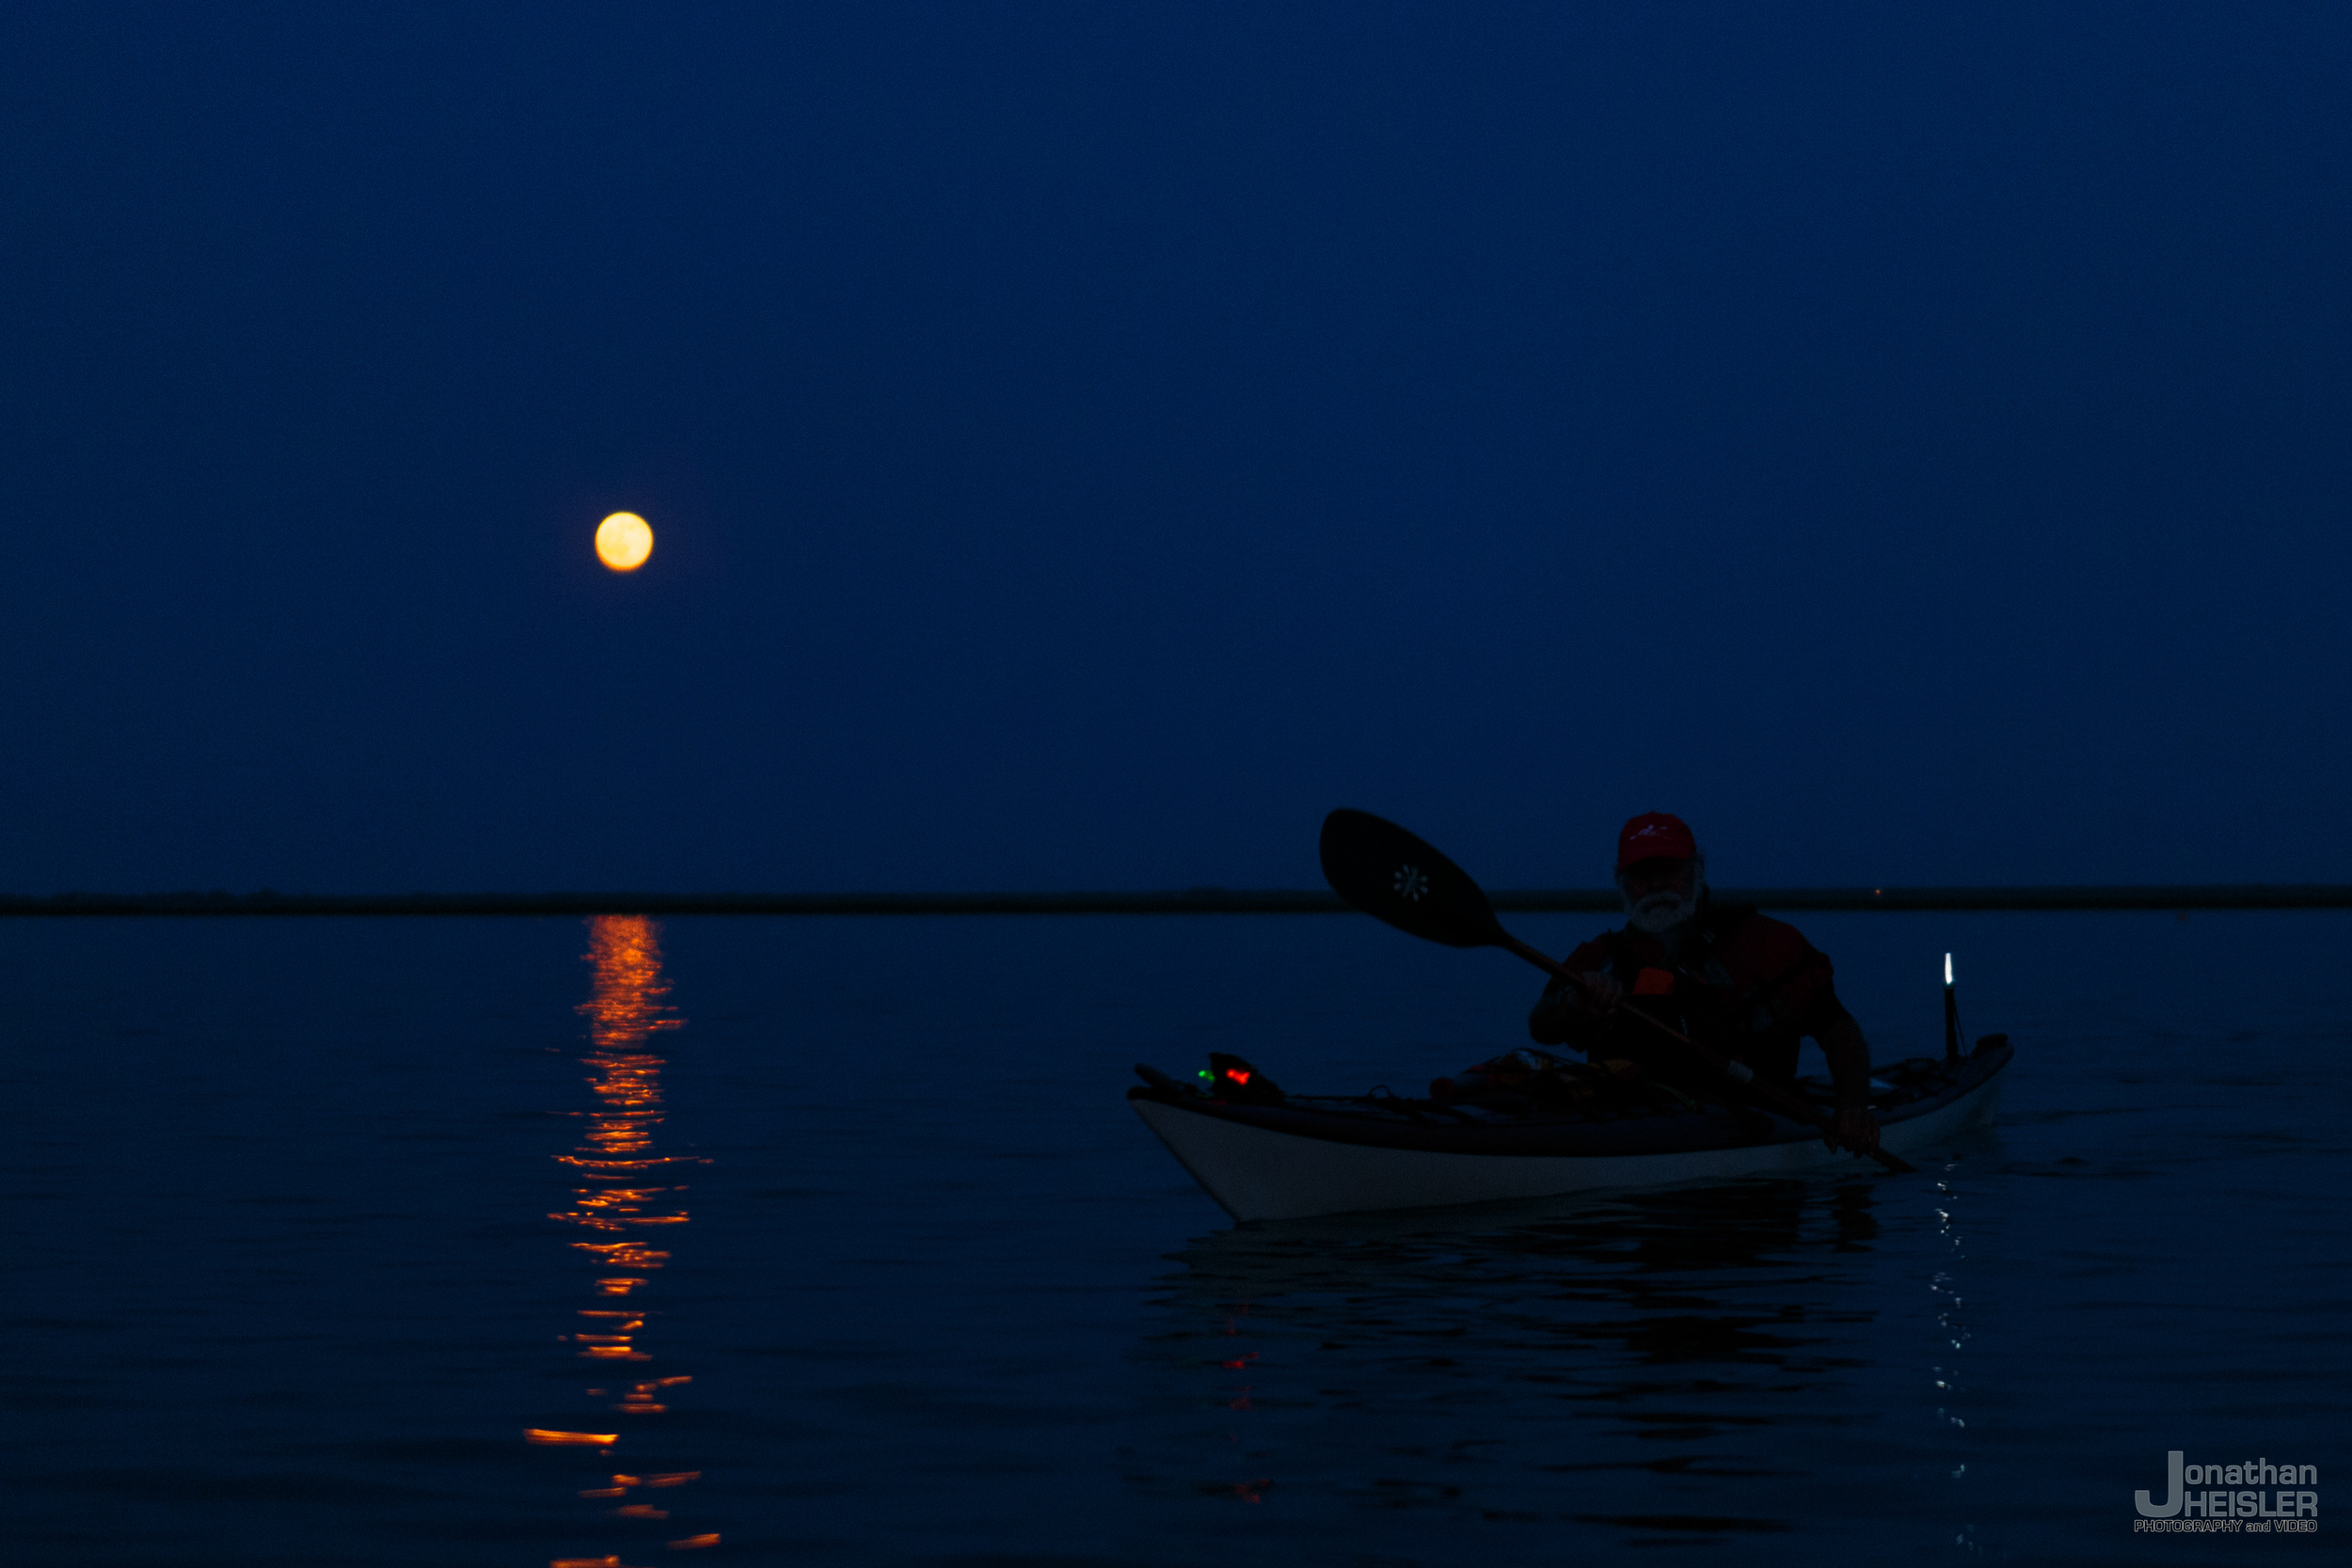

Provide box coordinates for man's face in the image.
[1619,857,1694,901]
[1618,856,1700,934]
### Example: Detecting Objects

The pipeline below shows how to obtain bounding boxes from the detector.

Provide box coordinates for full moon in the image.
[595,512,654,572]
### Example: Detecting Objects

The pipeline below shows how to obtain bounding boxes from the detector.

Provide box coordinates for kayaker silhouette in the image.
[1528,813,1883,1156]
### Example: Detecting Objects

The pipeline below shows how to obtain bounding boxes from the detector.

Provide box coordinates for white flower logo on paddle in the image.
[1393,864,1429,901]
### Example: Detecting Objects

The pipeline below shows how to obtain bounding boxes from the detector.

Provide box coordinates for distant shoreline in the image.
[3,886,2348,915]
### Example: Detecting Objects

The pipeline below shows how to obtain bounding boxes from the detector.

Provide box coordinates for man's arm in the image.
[1815,1013,1882,1154]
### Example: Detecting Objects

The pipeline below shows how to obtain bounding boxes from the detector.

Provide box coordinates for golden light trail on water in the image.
[534,915,719,1557]
[595,512,654,572]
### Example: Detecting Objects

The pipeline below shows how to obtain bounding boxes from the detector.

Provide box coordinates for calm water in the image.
[6,911,2345,1566]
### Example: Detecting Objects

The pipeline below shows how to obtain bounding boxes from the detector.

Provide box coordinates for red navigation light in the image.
[1206,1053,1284,1101]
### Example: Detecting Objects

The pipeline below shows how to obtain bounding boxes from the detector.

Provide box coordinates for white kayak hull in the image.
[1133,1057,2006,1223]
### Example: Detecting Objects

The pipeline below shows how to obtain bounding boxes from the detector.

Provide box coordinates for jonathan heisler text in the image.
[2136,1451,2318,1528]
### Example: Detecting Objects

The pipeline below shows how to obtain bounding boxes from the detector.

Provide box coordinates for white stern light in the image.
[1945,952,1954,987]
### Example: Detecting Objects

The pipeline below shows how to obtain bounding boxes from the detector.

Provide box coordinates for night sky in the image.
[6,3,2347,896]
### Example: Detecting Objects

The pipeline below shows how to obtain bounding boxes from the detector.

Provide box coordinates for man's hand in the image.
[1531,969,1624,1047]
[1825,1105,1881,1156]
[1569,970,1622,1011]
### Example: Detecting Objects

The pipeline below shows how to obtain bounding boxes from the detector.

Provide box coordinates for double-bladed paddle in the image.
[1317,807,1915,1175]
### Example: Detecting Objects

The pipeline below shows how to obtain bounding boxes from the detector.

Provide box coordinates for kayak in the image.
[1130,1037,2013,1223]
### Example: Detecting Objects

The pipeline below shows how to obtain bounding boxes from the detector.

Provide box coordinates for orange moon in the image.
[596,513,654,571]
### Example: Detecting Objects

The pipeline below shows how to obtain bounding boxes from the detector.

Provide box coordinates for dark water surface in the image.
[7,911,2345,1565]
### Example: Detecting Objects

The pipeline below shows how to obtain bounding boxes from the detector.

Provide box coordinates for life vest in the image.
[1537,899,1850,1085]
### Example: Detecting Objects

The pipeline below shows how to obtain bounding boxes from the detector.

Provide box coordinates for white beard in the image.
[1626,879,1704,935]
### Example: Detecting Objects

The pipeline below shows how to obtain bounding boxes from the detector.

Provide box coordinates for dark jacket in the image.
[1528,899,1850,1086]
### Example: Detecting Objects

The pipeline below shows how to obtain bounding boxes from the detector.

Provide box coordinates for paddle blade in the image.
[1319,809,1508,949]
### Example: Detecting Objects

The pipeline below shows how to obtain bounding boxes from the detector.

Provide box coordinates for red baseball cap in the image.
[1616,812,1698,868]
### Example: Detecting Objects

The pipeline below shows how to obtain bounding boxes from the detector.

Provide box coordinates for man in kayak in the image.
[1528,812,1883,1155]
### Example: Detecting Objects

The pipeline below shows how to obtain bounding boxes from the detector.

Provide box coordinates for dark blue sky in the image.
[5,2,2346,895]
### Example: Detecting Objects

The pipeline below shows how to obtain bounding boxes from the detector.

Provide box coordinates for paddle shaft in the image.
[1492,933,1916,1175]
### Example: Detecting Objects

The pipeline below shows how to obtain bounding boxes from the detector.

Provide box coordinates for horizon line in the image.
[4,885,2351,915]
